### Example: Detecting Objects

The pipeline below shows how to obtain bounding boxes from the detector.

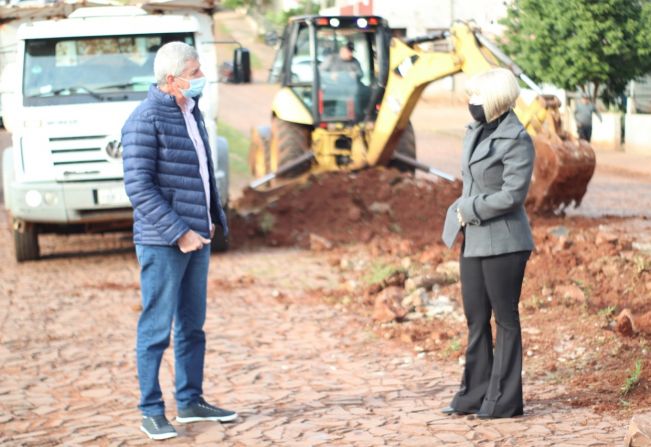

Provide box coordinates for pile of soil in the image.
[230,168,461,249]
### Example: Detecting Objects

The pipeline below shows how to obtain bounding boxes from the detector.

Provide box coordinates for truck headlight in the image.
[25,190,42,207]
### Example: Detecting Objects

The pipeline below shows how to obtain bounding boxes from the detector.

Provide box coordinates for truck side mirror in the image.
[232,47,251,83]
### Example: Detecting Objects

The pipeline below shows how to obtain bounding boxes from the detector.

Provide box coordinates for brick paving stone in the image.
[400,412,441,424]
[368,426,394,437]
[525,424,553,436]
[193,424,226,443]
[230,414,273,433]
[470,425,503,441]
[31,406,58,416]
[79,388,113,399]
[436,431,472,443]
[429,421,473,432]
[263,425,285,441]
[402,435,441,446]
[301,431,342,445]
[0,414,14,423]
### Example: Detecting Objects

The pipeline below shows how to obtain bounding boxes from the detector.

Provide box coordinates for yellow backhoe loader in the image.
[248,16,595,214]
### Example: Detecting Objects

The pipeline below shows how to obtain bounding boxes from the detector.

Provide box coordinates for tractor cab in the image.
[269,16,391,126]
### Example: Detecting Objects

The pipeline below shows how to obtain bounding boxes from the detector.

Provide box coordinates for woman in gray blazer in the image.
[441,68,535,419]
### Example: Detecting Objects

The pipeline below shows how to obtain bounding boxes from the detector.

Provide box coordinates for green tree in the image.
[500,0,651,105]
[265,0,320,27]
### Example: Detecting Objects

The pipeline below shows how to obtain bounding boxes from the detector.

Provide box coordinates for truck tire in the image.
[14,221,40,262]
[211,207,230,253]
[389,122,417,174]
[271,117,311,177]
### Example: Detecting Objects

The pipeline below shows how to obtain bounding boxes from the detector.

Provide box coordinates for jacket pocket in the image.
[490,218,511,243]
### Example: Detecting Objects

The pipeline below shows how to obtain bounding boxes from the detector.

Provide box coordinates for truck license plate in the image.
[97,187,130,205]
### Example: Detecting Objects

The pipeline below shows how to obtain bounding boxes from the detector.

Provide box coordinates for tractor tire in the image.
[14,220,40,262]
[211,207,230,253]
[271,117,311,177]
[389,122,417,174]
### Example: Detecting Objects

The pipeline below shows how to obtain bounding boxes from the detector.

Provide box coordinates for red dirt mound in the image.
[230,169,461,249]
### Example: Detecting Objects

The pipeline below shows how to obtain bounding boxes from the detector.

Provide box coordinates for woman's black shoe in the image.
[441,406,469,415]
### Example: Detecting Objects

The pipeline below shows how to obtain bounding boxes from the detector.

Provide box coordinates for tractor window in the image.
[290,25,314,83]
[317,28,376,122]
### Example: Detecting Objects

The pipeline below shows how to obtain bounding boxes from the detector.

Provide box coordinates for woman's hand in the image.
[456,208,466,227]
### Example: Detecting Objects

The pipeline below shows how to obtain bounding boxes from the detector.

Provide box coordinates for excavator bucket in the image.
[524,96,596,214]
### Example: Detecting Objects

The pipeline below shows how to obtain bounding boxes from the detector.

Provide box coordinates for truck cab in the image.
[1,5,230,261]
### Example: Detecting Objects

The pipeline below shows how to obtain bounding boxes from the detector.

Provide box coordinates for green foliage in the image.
[217,121,250,176]
[222,0,251,9]
[222,0,276,10]
[621,359,643,396]
[265,0,319,27]
[444,338,462,356]
[363,261,400,286]
[597,305,616,317]
[500,0,651,104]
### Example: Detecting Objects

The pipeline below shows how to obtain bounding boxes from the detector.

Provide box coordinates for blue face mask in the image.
[178,76,206,98]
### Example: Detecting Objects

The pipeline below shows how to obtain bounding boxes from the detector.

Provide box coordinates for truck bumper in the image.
[7,180,133,224]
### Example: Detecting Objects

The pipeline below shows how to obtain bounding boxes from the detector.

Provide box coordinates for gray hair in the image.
[154,41,199,86]
[466,68,520,122]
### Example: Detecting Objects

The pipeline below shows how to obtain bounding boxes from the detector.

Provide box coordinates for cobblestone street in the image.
[0,208,629,446]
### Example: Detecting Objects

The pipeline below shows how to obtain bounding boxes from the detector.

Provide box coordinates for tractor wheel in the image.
[389,122,417,174]
[14,220,40,262]
[271,117,311,177]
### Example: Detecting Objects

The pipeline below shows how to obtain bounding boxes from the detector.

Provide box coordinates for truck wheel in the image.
[389,121,417,174]
[14,220,40,262]
[271,117,311,177]
[211,208,230,253]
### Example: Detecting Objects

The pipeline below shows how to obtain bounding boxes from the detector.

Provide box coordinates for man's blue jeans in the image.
[135,244,210,417]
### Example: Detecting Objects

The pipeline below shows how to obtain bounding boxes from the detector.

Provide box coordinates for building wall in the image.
[320,0,507,37]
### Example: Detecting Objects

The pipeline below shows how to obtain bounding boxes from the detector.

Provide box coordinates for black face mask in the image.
[468,103,486,123]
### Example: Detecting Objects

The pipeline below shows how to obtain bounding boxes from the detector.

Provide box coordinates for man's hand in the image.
[210,224,215,239]
[178,230,210,253]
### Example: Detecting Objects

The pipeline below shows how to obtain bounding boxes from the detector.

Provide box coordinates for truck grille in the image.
[48,135,123,180]
[50,135,108,166]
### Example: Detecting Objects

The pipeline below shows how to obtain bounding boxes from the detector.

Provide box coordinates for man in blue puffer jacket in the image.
[122,41,237,441]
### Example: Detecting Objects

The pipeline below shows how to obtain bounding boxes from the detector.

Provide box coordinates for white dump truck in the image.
[0,0,232,261]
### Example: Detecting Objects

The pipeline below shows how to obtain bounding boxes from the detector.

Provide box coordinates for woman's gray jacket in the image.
[442,110,535,257]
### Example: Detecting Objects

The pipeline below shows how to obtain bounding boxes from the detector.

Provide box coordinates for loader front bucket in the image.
[527,132,596,214]
[521,95,596,215]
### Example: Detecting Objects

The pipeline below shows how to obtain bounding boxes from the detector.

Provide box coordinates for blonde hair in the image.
[466,68,520,122]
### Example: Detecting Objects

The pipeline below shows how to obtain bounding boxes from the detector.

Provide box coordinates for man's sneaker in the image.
[140,415,178,440]
[176,397,238,423]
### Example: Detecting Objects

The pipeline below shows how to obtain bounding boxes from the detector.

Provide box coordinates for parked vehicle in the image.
[0,0,232,261]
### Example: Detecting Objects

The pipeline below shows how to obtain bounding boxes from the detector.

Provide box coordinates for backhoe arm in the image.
[366,23,495,166]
